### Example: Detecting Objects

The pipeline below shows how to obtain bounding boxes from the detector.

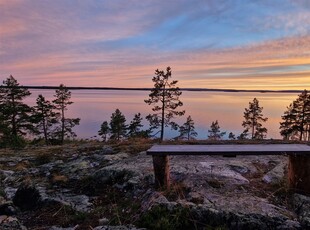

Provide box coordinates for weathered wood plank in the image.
[288,155,310,194]
[147,144,310,156]
[152,155,170,190]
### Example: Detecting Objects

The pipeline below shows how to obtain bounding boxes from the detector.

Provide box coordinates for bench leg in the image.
[152,155,170,190]
[288,155,310,194]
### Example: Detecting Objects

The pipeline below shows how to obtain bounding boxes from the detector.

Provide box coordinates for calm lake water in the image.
[25,89,298,140]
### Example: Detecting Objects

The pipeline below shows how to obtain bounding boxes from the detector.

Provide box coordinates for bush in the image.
[138,205,193,230]
[35,153,52,165]
[0,135,27,149]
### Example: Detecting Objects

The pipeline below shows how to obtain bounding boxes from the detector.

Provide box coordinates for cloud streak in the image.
[0,0,309,90]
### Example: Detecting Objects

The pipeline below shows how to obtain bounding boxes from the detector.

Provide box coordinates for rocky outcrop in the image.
[262,161,287,184]
[93,226,146,230]
[141,193,301,229]
[293,193,310,228]
[0,196,26,230]
[0,145,308,229]
[0,215,27,230]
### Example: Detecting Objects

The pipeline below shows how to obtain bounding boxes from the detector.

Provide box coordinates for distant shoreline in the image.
[0,85,304,93]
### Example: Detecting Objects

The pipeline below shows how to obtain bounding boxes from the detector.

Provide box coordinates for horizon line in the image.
[0,85,306,93]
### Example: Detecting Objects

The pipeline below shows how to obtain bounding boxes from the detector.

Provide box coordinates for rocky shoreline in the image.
[0,142,309,229]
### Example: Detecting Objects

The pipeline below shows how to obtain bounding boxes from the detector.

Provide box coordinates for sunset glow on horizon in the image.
[1,0,310,90]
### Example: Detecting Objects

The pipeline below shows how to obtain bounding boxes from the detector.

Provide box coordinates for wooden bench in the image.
[146,144,310,194]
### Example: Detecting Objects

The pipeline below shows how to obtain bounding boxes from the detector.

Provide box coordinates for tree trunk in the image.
[11,115,17,137]
[160,88,165,141]
[251,117,255,139]
[11,96,17,137]
[299,105,306,141]
[61,106,65,144]
[43,118,48,145]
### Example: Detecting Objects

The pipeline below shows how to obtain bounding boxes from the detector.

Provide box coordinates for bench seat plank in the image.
[147,144,310,156]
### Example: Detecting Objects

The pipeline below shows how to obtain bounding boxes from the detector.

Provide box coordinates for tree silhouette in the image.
[242,98,268,139]
[280,103,298,140]
[178,115,197,140]
[98,121,109,142]
[33,94,57,145]
[128,113,145,138]
[228,132,236,140]
[208,120,226,140]
[109,109,127,140]
[280,90,310,140]
[145,67,185,141]
[0,76,33,146]
[237,130,249,140]
[53,84,80,144]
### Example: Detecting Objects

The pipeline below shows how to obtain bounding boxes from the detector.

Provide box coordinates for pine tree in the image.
[207,120,226,140]
[292,90,310,140]
[109,109,127,140]
[52,84,80,144]
[0,76,33,146]
[237,130,249,140]
[228,132,236,140]
[128,113,144,137]
[280,90,310,140]
[32,94,57,144]
[242,98,268,139]
[279,103,297,140]
[178,115,197,140]
[145,67,185,141]
[98,121,109,142]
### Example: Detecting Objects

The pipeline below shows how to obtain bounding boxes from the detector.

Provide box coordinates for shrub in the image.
[138,205,193,230]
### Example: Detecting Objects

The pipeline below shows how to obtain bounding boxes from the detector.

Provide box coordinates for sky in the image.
[1,0,310,90]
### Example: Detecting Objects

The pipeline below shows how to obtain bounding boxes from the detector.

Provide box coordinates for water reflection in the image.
[25,89,297,140]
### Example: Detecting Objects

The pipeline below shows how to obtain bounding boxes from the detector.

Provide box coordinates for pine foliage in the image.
[33,94,57,144]
[242,98,268,139]
[98,121,109,141]
[0,76,33,146]
[145,67,185,141]
[280,90,310,140]
[128,113,146,138]
[52,84,80,144]
[179,115,197,140]
[109,109,127,140]
[207,120,226,140]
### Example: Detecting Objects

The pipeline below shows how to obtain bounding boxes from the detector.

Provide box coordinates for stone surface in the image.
[98,217,109,225]
[0,145,307,229]
[49,226,79,230]
[0,215,27,230]
[0,202,17,215]
[293,193,310,228]
[93,225,145,230]
[262,161,286,184]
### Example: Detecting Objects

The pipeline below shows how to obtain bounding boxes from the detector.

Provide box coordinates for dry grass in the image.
[52,174,68,184]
